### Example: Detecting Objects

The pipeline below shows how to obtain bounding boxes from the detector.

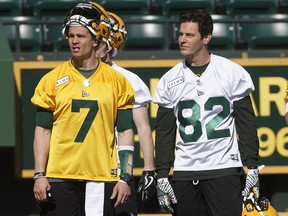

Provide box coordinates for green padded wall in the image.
[0,24,15,147]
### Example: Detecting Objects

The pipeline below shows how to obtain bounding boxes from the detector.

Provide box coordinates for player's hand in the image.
[137,170,156,201]
[242,165,265,199]
[110,180,131,207]
[156,178,177,213]
[33,177,51,203]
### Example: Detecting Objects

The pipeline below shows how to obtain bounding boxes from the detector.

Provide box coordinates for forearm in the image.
[155,107,177,178]
[118,129,134,182]
[33,126,51,173]
[234,96,259,168]
[133,107,155,170]
[118,129,134,147]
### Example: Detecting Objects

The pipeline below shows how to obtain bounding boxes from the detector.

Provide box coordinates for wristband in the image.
[34,171,46,180]
[286,102,288,114]
[118,146,134,176]
[120,175,133,186]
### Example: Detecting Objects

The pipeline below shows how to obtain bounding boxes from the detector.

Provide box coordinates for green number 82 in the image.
[178,97,231,143]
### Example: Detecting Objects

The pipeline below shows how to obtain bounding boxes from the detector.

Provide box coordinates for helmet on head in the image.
[107,12,127,50]
[62,1,110,43]
[242,195,279,216]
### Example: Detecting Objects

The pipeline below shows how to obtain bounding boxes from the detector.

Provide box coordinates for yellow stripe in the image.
[14,58,288,96]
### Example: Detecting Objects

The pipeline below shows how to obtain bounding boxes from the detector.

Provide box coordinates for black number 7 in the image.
[71,99,99,142]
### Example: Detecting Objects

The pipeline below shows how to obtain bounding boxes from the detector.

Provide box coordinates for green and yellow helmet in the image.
[62,1,110,43]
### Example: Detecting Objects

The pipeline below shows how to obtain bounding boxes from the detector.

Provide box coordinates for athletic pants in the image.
[38,180,116,216]
[173,175,243,216]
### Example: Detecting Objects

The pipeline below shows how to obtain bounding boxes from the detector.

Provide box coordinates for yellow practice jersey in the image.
[286,80,288,100]
[31,59,134,182]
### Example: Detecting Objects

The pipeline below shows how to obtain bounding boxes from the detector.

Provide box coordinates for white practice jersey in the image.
[153,54,255,171]
[112,62,152,108]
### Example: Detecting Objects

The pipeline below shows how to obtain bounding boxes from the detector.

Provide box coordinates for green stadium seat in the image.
[158,0,215,17]
[210,15,236,50]
[236,14,288,49]
[278,0,288,13]
[0,0,21,16]
[26,0,78,18]
[219,0,278,16]
[122,15,168,50]
[100,0,150,16]
[0,16,42,52]
[42,16,69,52]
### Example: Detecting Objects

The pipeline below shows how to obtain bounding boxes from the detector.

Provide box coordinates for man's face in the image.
[67,26,98,58]
[178,22,208,58]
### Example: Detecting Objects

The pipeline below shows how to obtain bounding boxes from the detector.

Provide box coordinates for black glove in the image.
[137,170,156,201]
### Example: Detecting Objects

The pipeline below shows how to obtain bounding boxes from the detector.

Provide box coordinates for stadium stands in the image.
[235,14,288,49]
[41,15,68,52]
[100,0,150,16]
[218,0,278,15]
[0,0,21,16]
[26,0,78,18]
[1,0,288,52]
[157,0,215,16]
[122,15,168,50]
[0,16,42,52]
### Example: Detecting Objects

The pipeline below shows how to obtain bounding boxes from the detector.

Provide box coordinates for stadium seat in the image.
[26,0,78,18]
[0,0,21,16]
[100,0,150,16]
[236,14,288,49]
[121,15,168,50]
[278,0,288,13]
[0,16,42,52]
[158,0,215,17]
[219,0,278,16]
[41,16,69,52]
[210,15,236,50]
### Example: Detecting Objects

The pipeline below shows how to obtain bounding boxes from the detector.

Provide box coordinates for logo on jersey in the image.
[230,154,239,161]
[168,76,184,89]
[82,91,89,97]
[56,75,70,86]
[111,169,117,176]
[197,90,204,96]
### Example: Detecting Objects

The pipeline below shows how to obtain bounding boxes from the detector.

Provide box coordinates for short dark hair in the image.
[180,9,213,38]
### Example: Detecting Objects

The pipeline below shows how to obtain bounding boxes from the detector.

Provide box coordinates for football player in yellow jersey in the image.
[31,2,135,215]
[95,12,156,215]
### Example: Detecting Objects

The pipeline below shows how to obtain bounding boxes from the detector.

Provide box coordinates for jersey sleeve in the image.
[114,71,135,110]
[230,65,255,101]
[153,75,173,108]
[234,96,259,168]
[155,107,177,178]
[132,78,152,109]
[31,72,56,111]
[112,63,151,108]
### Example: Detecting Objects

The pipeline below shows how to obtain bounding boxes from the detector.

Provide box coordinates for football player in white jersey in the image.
[153,9,260,215]
[94,12,156,215]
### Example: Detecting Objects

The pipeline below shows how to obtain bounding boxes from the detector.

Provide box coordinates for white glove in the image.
[156,178,177,213]
[242,165,265,199]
